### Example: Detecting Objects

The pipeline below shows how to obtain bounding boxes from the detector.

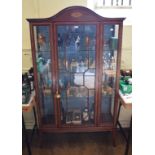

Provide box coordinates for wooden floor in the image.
[22,131,132,155]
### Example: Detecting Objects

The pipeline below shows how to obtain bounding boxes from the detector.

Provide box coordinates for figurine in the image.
[38,33,49,52]
[57,33,63,48]
[85,36,90,47]
[90,104,94,120]
[82,107,89,122]
[75,35,80,50]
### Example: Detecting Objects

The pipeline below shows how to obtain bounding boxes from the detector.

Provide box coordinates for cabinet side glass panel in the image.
[33,26,55,125]
[57,25,96,126]
[101,24,119,123]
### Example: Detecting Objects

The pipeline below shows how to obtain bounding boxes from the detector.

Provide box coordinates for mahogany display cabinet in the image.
[27,6,125,144]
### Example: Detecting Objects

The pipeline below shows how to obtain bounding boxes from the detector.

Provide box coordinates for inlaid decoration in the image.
[71,12,82,18]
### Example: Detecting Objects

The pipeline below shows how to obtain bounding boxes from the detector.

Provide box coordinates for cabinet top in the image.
[27,6,125,23]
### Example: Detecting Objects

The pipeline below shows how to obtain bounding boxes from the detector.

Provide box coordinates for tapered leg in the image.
[39,131,44,148]
[112,128,116,147]
[22,114,32,155]
[33,107,39,135]
[112,100,122,147]
[124,117,132,155]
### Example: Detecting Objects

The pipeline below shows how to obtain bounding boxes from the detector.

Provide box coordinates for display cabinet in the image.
[27,6,125,144]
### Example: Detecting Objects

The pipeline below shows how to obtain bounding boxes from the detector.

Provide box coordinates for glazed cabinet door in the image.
[55,24,97,127]
[32,25,56,126]
[99,24,120,125]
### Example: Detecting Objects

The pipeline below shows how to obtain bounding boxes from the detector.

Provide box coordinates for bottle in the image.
[61,102,65,122]
[23,73,31,93]
[110,56,116,70]
[22,73,31,104]
[28,67,34,91]
[22,79,26,104]
[90,104,94,121]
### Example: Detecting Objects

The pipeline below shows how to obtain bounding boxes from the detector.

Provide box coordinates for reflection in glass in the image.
[57,25,96,126]
[101,24,119,123]
[85,69,95,89]
[74,73,83,86]
[33,26,55,125]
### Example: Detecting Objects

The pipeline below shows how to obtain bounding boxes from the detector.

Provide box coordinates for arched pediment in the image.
[27,6,125,23]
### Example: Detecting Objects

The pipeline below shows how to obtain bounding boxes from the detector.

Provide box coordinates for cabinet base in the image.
[38,125,114,133]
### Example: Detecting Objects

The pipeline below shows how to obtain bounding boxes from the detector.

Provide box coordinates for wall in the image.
[22,0,131,128]
[121,25,132,69]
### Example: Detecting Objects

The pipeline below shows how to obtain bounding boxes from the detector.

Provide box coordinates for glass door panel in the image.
[57,25,96,126]
[33,26,55,125]
[100,24,119,123]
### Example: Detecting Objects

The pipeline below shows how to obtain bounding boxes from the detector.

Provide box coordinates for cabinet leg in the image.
[112,128,116,147]
[39,132,43,148]
[112,100,122,147]
[22,114,32,155]
[33,107,39,136]
[124,117,132,155]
